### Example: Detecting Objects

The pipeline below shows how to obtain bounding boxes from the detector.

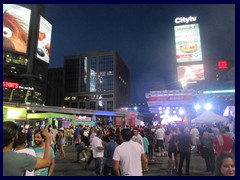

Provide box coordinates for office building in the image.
[63,50,130,111]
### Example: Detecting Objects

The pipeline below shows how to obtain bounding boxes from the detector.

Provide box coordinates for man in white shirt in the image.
[156,125,165,156]
[131,128,143,146]
[92,130,104,176]
[113,128,147,176]
[190,126,200,154]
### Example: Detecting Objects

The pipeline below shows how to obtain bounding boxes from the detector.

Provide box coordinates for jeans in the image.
[94,157,103,175]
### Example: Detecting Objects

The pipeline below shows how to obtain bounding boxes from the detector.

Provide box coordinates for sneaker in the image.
[81,158,86,161]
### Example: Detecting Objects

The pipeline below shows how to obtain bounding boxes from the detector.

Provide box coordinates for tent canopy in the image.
[191,111,228,124]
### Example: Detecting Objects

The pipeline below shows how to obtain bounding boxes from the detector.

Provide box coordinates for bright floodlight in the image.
[134,106,138,110]
[194,104,201,111]
[159,107,162,110]
[165,110,170,115]
[204,103,212,110]
[125,107,128,110]
[178,109,184,115]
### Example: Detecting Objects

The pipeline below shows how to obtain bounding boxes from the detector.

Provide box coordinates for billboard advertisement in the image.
[175,23,202,63]
[3,4,31,54]
[177,64,205,82]
[36,16,52,63]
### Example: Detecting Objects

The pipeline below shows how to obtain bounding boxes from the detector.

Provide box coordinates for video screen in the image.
[177,64,205,82]
[3,4,31,54]
[36,16,52,63]
[175,23,203,63]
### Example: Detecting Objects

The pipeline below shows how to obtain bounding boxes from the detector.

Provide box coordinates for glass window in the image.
[90,101,96,110]
[107,101,113,111]
[79,102,86,109]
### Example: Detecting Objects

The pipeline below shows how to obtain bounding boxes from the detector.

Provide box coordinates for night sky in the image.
[44,4,235,103]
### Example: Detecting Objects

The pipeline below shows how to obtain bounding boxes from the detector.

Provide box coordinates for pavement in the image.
[52,144,214,176]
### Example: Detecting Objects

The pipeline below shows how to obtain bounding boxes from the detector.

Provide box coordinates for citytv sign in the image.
[175,16,197,24]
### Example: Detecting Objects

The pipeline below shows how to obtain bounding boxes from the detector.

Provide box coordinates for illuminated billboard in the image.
[36,16,52,63]
[3,4,31,54]
[90,69,97,92]
[177,64,205,82]
[175,23,202,63]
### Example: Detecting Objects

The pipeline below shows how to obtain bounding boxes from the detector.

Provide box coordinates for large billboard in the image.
[175,23,202,63]
[3,4,31,54]
[36,16,52,63]
[177,64,205,82]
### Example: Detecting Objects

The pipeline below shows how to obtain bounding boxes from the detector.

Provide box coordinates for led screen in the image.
[90,69,96,92]
[175,23,202,63]
[3,4,31,54]
[36,16,52,63]
[177,64,205,82]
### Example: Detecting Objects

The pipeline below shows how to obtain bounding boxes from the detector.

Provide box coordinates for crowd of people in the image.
[3,121,235,176]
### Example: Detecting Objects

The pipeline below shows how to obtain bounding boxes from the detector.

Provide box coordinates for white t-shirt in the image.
[156,128,165,140]
[92,136,104,158]
[15,148,36,176]
[113,140,144,176]
[190,128,199,138]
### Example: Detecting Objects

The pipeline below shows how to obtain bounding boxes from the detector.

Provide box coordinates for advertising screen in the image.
[177,64,205,82]
[175,23,202,63]
[36,16,52,63]
[3,4,31,54]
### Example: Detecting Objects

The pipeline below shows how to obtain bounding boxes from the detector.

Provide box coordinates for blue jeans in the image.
[94,157,103,175]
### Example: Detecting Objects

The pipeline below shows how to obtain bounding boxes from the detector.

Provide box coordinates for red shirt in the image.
[213,134,233,156]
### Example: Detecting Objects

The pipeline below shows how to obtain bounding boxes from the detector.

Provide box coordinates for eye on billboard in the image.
[36,16,52,64]
[3,4,31,54]
[177,64,205,82]
[175,23,202,63]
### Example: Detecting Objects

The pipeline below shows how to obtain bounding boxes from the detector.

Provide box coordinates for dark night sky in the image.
[44,4,235,103]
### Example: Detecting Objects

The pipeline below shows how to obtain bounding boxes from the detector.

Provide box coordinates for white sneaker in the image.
[81,158,85,161]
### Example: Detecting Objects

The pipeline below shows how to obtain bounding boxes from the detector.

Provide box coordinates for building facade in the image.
[3,4,51,105]
[46,68,64,106]
[63,50,130,112]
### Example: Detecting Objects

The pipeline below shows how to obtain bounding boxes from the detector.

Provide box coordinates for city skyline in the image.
[44,4,235,103]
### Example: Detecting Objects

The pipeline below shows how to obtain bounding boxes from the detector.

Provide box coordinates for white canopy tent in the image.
[191,111,229,124]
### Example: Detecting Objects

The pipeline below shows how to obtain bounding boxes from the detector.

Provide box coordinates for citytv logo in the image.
[175,16,197,24]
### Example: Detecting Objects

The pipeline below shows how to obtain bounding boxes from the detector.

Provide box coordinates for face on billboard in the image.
[3,4,31,54]
[175,23,203,63]
[36,16,52,63]
[177,64,205,82]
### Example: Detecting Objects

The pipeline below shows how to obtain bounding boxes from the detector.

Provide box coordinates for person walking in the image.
[113,128,147,176]
[58,128,66,159]
[103,133,118,175]
[92,130,104,176]
[199,130,215,174]
[177,126,193,175]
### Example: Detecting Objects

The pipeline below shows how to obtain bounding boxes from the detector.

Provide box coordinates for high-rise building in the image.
[46,68,64,106]
[63,50,130,111]
[3,4,52,105]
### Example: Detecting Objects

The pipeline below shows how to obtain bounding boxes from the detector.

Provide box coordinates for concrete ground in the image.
[52,144,214,176]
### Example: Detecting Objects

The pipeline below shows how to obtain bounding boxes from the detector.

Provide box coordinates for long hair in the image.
[215,153,234,176]
[3,121,18,147]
